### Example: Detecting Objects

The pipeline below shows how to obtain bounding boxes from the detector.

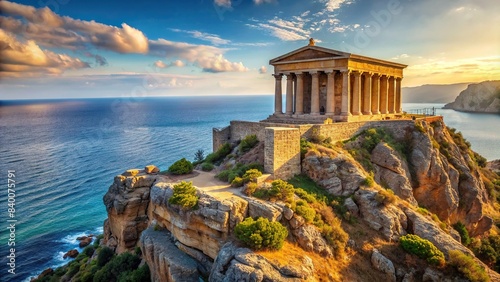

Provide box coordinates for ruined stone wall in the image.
[264,127,301,180]
[212,126,230,152]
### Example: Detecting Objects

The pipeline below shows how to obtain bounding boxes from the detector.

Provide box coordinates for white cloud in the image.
[172,60,185,67]
[253,0,275,4]
[154,60,186,68]
[154,60,167,68]
[247,16,310,41]
[171,29,230,45]
[0,29,89,77]
[0,1,149,54]
[214,0,231,8]
[259,66,267,74]
[323,0,353,12]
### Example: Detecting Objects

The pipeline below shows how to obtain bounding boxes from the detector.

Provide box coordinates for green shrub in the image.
[362,176,374,187]
[288,174,333,204]
[94,252,141,282]
[453,222,471,246]
[234,217,288,250]
[239,134,259,153]
[321,221,349,258]
[194,149,205,163]
[449,250,490,282]
[244,182,259,196]
[97,247,114,267]
[374,189,397,206]
[242,169,262,183]
[168,158,193,175]
[269,179,295,202]
[231,177,244,187]
[168,181,198,210]
[295,202,316,223]
[201,162,214,171]
[400,234,445,266]
[83,246,95,257]
[472,235,500,272]
[205,143,232,165]
[294,188,317,204]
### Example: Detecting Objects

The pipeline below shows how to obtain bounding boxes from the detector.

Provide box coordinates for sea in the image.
[0,96,498,281]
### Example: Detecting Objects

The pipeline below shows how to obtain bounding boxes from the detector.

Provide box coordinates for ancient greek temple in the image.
[267,42,407,122]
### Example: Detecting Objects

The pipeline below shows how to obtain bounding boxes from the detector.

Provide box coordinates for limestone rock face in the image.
[444,80,500,113]
[302,154,366,196]
[291,224,333,257]
[209,242,314,282]
[354,189,407,241]
[371,249,396,282]
[140,227,200,282]
[149,183,248,259]
[102,172,157,253]
[371,143,416,205]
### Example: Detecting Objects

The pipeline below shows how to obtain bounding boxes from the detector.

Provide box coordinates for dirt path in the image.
[181,170,246,200]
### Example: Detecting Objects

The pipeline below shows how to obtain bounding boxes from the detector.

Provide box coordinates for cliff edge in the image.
[444,80,500,113]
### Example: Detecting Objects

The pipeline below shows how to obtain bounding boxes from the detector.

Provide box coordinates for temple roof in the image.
[269,45,407,69]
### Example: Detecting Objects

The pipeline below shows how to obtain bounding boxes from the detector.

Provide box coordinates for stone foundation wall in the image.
[264,127,301,180]
[212,126,230,151]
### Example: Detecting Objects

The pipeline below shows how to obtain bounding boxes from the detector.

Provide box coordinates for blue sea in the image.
[0,97,498,281]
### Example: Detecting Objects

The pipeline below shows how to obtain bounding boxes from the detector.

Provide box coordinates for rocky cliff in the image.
[444,80,500,113]
[97,117,500,282]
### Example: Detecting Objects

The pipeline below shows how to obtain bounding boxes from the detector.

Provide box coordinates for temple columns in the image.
[363,72,372,115]
[352,71,362,115]
[326,71,335,115]
[311,71,320,115]
[371,74,380,114]
[273,74,283,115]
[396,77,402,113]
[341,70,351,116]
[388,76,395,114]
[380,75,388,114]
[295,73,304,114]
[286,74,294,115]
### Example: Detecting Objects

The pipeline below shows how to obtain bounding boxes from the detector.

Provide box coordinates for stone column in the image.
[286,74,294,115]
[295,73,304,114]
[371,74,380,114]
[380,75,388,114]
[311,71,320,115]
[363,72,372,115]
[341,69,351,116]
[396,77,402,113]
[352,71,362,115]
[293,75,297,113]
[388,76,395,114]
[326,71,336,115]
[273,74,283,115]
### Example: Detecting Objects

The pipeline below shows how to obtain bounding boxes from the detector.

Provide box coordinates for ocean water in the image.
[0,97,498,281]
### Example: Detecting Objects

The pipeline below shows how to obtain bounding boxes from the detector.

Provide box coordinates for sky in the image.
[0,0,499,99]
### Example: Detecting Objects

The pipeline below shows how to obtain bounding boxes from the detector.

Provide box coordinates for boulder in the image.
[247,198,282,222]
[344,197,359,216]
[63,249,79,259]
[291,224,333,257]
[122,169,141,176]
[78,236,92,248]
[140,227,200,282]
[371,249,396,282]
[31,268,54,281]
[145,165,160,174]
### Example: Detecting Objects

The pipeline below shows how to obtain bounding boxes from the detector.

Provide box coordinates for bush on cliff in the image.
[449,250,490,282]
[239,134,259,153]
[201,162,214,171]
[453,221,471,246]
[216,163,264,182]
[235,217,288,250]
[169,181,198,210]
[400,234,445,266]
[168,158,193,175]
[471,234,500,272]
[205,143,232,165]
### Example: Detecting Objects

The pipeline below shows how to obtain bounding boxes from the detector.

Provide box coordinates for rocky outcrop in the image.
[209,242,314,282]
[371,249,396,282]
[487,159,500,174]
[63,249,79,259]
[302,153,366,196]
[444,80,500,113]
[140,227,200,282]
[102,169,156,253]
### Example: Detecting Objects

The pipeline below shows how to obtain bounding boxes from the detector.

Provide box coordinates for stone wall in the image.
[212,126,230,152]
[264,127,301,180]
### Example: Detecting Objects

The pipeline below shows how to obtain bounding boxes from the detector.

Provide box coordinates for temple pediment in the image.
[270,46,350,64]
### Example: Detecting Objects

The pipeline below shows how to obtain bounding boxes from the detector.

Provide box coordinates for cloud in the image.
[322,0,353,12]
[83,52,108,66]
[0,1,148,54]
[247,16,310,41]
[253,0,275,4]
[171,29,230,45]
[149,39,247,72]
[214,0,231,8]
[259,66,267,74]
[154,59,185,68]
[0,29,89,77]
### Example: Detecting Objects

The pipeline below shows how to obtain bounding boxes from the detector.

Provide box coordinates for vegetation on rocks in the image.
[168,158,193,175]
[449,250,490,282]
[168,181,198,210]
[239,134,259,153]
[216,162,263,183]
[374,189,397,206]
[200,162,214,171]
[453,222,471,246]
[471,235,500,272]
[205,143,232,165]
[400,234,445,266]
[234,217,288,250]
